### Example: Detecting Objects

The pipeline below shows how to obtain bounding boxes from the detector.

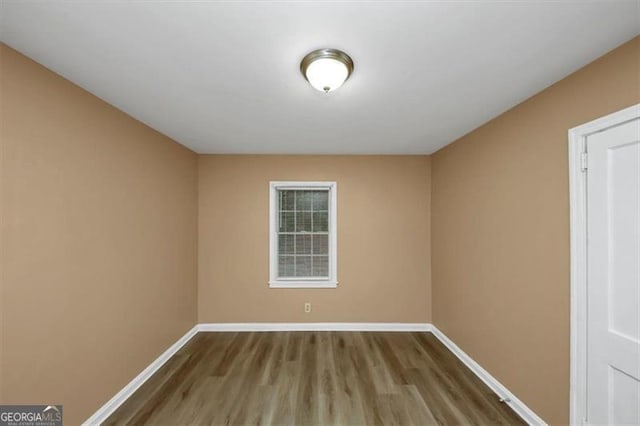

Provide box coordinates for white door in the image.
[586,117,640,425]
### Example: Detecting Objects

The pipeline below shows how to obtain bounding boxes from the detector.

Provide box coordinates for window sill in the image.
[269,281,338,289]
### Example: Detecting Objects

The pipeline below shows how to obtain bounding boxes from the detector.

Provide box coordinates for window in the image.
[269,181,337,288]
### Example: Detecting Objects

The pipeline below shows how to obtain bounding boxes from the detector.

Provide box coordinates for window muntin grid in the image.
[276,189,329,278]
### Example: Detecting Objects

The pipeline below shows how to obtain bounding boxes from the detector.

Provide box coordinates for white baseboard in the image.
[197,322,433,332]
[82,325,199,425]
[430,325,547,426]
[84,322,545,426]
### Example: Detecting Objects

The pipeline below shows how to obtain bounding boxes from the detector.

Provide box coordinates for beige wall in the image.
[431,36,640,424]
[198,155,431,323]
[2,32,637,426]
[0,45,198,424]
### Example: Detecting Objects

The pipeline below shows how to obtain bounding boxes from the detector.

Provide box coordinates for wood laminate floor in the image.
[105,332,525,425]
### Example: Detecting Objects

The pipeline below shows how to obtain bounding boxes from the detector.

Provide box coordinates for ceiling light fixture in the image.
[300,48,354,93]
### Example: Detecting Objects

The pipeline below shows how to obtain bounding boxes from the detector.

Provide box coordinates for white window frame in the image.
[269,181,338,288]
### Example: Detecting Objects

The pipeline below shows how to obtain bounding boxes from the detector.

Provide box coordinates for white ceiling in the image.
[1,1,638,154]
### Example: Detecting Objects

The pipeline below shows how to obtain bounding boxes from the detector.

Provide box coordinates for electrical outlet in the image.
[304,302,311,313]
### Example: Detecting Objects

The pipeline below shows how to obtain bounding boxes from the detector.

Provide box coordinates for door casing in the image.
[568,103,640,426]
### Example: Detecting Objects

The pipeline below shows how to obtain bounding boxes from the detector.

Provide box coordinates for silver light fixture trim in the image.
[300,48,354,93]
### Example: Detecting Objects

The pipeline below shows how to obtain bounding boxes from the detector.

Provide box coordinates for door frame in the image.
[568,103,640,426]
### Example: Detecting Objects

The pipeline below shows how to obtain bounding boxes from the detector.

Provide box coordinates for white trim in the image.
[430,325,547,426]
[568,117,589,426]
[268,281,338,288]
[268,181,338,288]
[568,103,640,426]
[82,325,199,425]
[85,322,550,424]
[197,322,432,332]
[569,104,640,139]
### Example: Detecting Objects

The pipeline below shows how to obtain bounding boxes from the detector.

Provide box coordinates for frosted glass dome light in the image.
[300,49,354,93]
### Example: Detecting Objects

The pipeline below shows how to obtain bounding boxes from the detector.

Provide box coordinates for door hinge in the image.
[581,152,588,172]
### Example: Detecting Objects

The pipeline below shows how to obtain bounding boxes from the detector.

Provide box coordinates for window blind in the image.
[277,189,329,278]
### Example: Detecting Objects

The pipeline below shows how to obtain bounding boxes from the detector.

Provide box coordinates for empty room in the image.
[1,1,639,425]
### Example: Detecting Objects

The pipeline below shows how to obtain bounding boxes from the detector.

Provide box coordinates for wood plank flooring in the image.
[104,332,525,425]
